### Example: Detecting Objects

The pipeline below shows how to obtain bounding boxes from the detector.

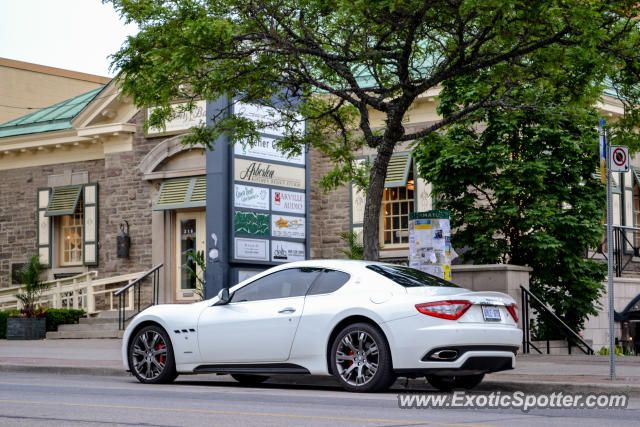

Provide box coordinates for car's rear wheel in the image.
[129,325,177,384]
[231,374,270,386]
[426,374,484,392]
[330,322,395,392]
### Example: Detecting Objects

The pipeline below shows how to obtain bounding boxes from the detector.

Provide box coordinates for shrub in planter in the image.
[8,255,50,340]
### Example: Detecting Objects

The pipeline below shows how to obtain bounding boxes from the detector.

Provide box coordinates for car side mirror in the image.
[215,288,230,305]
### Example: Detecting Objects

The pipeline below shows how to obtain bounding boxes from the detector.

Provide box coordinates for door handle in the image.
[278,307,296,314]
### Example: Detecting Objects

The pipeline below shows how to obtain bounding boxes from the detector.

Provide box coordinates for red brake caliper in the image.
[157,342,166,364]
[348,350,353,366]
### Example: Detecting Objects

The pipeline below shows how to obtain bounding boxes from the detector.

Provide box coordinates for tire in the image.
[128,325,177,384]
[330,322,396,392]
[426,374,485,392]
[231,374,270,386]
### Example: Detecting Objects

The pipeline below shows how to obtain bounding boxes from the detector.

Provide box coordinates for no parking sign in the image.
[610,146,629,172]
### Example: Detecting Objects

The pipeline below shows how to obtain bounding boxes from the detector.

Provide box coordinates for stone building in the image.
[0,79,207,304]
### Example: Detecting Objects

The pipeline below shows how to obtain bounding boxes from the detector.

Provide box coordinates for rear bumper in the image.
[383,315,522,373]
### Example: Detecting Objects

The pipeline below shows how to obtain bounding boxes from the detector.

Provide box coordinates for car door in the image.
[197,267,321,363]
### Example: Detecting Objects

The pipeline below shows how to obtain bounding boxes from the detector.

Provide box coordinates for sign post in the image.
[602,119,616,380]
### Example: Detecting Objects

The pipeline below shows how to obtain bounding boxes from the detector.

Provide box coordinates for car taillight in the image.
[415,300,472,320]
[506,303,518,323]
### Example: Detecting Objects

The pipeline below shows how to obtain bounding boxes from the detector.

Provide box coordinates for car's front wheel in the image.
[330,322,396,392]
[426,374,484,392]
[129,325,177,384]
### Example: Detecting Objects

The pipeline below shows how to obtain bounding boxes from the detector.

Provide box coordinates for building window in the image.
[380,168,414,247]
[59,202,83,266]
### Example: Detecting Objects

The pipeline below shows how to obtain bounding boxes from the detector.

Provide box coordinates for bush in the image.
[0,310,19,339]
[0,308,85,338]
[44,309,86,332]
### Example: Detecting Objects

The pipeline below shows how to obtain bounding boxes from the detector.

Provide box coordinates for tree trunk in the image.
[363,140,395,261]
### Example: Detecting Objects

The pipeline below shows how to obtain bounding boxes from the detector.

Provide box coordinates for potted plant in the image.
[7,255,50,340]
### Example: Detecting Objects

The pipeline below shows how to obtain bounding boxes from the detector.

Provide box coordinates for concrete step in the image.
[58,323,121,331]
[46,329,124,339]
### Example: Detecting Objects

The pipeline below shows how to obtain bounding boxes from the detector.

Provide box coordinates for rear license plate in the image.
[482,305,501,321]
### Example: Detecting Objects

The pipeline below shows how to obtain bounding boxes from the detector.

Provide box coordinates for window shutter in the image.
[37,188,52,268]
[83,183,98,266]
[350,158,366,233]
[415,178,432,212]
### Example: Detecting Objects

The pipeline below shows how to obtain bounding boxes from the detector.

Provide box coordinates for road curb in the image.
[2,363,639,396]
[0,364,126,377]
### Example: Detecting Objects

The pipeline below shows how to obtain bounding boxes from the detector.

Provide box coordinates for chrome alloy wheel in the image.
[335,330,379,386]
[131,329,168,380]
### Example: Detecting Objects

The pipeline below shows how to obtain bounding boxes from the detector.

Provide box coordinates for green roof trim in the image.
[153,176,207,211]
[0,86,105,138]
[45,185,83,217]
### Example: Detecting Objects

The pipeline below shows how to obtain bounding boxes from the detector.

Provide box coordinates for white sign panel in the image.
[234,238,269,261]
[147,100,206,135]
[235,102,305,136]
[234,184,269,210]
[610,146,629,172]
[234,136,305,165]
[235,158,305,189]
[271,215,305,239]
[271,189,305,214]
[271,240,305,263]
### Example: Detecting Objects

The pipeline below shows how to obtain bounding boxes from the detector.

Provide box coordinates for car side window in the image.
[307,269,351,295]
[230,267,321,303]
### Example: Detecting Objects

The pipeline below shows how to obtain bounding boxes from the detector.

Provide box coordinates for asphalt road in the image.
[0,372,638,426]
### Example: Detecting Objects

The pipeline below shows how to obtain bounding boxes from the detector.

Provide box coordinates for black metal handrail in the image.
[114,264,163,330]
[521,285,594,355]
[588,225,640,277]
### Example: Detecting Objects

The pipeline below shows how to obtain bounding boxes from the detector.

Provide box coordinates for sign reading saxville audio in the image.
[230,101,308,265]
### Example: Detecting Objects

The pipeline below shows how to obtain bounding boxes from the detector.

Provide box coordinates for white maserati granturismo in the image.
[122,260,522,392]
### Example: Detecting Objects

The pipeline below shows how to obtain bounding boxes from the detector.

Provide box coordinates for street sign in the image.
[610,146,629,172]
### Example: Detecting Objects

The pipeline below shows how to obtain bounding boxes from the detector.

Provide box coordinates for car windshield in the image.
[367,264,460,288]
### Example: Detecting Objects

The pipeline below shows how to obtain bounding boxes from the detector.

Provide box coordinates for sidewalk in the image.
[1,339,639,395]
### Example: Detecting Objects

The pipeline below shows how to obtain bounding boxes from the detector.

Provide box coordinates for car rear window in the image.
[366,265,460,288]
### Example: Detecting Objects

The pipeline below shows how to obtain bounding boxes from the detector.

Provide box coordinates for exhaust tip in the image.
[429,349,459,360]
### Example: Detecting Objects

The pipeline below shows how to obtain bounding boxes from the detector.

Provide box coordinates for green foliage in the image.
[106,0,640,259]
[43,309,86,332]
[182,249,205,300]
[598,346,625,357]
[338,231,364,260]
[0,310,18,339]
[413,75,608,333]
[15,255,50,318]
[0,309,85,338]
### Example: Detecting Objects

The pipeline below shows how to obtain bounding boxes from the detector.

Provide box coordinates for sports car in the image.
[122,260,522,392]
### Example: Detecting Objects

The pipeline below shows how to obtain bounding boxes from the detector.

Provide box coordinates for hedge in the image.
[0,308,85,339]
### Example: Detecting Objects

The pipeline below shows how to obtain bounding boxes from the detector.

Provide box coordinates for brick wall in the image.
[0,159,106,287]
[0,111,163,288]
[308,147,351,259]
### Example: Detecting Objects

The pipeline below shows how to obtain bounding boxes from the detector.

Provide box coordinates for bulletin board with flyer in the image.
[408,210,457,280]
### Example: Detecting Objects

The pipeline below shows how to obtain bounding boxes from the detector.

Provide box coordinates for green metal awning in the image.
[153,176,207,210]
[384,154,412,188]
[45,186,83,217]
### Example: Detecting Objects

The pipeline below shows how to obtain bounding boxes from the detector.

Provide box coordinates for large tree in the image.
[107,0,640,260]
[413,73,619,332]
